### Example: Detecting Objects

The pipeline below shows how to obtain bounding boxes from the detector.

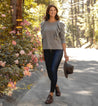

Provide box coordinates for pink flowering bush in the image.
[0,1,12,42]
[0,1,43,96]
[0,19,42,96]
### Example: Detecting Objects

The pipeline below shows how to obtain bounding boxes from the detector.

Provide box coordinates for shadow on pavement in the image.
[57,60,98,106]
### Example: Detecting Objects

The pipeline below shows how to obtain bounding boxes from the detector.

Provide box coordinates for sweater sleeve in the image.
[40,21,45,35]
[59,22,66,44]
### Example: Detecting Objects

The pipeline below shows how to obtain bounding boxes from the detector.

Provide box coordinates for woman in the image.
[40,4,69,104]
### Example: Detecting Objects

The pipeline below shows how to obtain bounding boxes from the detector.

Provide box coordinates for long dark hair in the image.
[44,4,60,21]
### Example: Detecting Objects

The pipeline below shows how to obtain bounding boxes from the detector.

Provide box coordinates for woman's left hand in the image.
[64,53,69,62]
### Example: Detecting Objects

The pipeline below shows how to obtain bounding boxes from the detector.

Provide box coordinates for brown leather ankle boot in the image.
[55,86,61,96]
[45,94,53,104]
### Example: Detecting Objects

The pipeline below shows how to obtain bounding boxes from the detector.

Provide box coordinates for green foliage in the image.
[87,26,94,38]
[95,30,98,42]
[34,0,50,5]
[66,22,80,47]
[24,2,46,26]
[65,0,98,47]
[0,0,12,42]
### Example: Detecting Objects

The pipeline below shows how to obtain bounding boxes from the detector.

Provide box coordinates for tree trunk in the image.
[74,0,78,47]
[10,0,17,31]
[71,0,74,26]
[78,0,79,14]
[16,0,23,38]
[91,0,95,44]
[77,0,81,47]
[86,0,90,43]
[87,0,90,13]
[94,0,96,3]
[82,0,84,13]
[71,0,74,47]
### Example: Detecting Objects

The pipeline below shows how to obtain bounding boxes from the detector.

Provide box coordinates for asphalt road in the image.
[17,48,98,106]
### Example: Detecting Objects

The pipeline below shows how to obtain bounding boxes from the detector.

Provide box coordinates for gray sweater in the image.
[40,20,65,50]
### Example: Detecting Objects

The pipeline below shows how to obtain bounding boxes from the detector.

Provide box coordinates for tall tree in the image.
[74,0,78,47]
[71,0,74,27]
[82,0,84,13]
[71,0,75,47]
[16,0,23,37]
[10,0,17,31]
[10,0,23,37]
[78,0,79,14]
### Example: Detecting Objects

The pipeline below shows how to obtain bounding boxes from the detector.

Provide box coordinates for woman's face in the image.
[48,7,57,18]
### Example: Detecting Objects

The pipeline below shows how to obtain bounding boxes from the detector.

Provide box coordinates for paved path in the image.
[16,48,98,106]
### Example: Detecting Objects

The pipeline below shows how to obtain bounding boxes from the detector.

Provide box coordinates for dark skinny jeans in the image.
[43,49,63,92]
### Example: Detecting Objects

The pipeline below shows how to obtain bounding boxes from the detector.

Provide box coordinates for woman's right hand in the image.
[42,50,45,61]
[42,54,45,61]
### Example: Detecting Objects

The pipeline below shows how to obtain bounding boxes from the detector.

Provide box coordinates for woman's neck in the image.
[48,17,56,22]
